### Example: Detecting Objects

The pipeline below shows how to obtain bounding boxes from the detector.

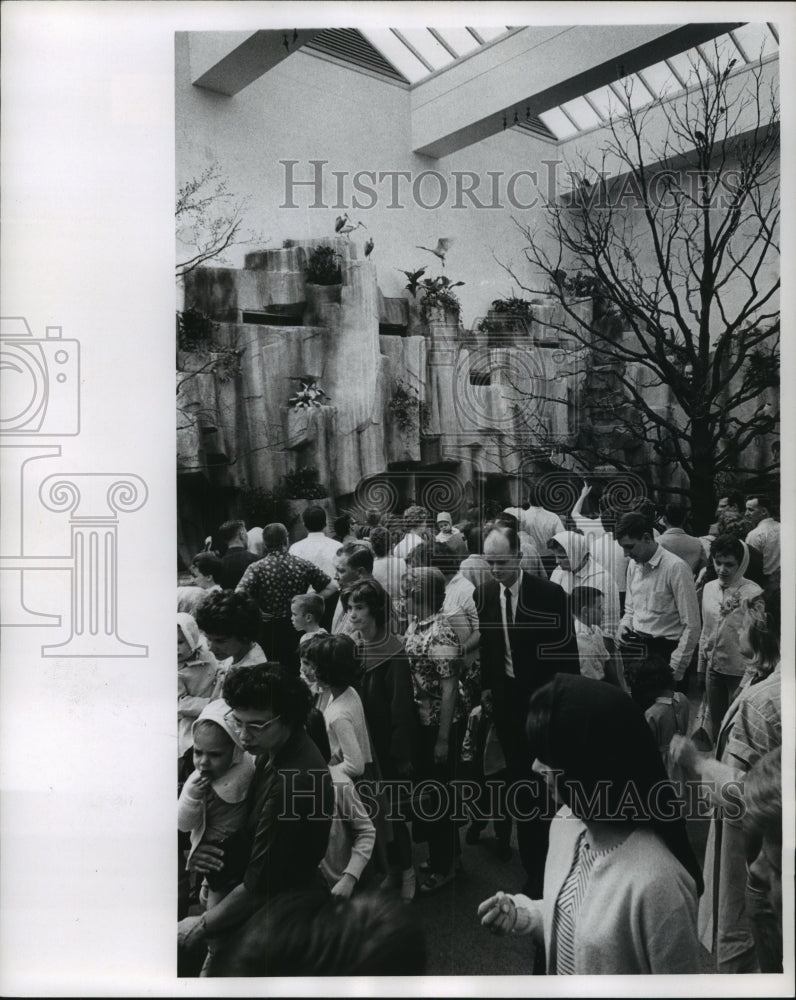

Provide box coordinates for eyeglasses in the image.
[224,709,282,735]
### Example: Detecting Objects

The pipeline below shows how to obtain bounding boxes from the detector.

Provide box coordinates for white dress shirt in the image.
[619,545,701,681]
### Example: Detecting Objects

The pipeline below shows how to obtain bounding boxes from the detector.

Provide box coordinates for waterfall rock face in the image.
[178,240,585,555]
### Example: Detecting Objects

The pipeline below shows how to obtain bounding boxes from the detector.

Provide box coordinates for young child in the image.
[301,635,373,781]
[178,700,255,909]
[571,585,609,681]
[291,593,328,646]
[178,612,222,786]
[626,653,690,782]
[305,702,376,899]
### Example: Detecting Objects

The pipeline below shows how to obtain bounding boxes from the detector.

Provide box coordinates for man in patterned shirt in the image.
[236,523,336,672]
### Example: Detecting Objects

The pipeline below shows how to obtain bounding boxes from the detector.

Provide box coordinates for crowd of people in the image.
[176,484,783,977]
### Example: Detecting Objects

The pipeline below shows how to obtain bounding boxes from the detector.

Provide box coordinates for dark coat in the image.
[475,572,580,768]
[358,633,418,777]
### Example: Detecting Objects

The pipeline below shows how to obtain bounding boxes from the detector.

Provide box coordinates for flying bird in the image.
[416,238,453,268]
[399,267,427,297]
[364,237,374,257]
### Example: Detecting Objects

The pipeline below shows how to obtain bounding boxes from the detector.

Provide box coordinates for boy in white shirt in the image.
[571,585,609,681]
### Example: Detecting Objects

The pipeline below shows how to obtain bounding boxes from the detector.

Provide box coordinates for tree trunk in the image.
[689,420,716,535]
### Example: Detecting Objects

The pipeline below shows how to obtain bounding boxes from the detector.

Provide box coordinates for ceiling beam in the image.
[190,29,323,96]
[411,23,744,157]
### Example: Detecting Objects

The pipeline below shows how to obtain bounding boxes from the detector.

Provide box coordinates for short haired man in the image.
[236,523,336,671]
[658,504,706,575]
[615,511,700,692]
[475,524,580,897]
[288,506,341,581]
[332,542,375,636]
[745,495,780,585]
[177,552,224,616]
[217,520,260,590]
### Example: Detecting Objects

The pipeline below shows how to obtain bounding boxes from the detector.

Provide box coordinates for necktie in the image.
[504,586,514,627]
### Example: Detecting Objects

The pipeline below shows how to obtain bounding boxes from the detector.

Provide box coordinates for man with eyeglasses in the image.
[178,664,333,974]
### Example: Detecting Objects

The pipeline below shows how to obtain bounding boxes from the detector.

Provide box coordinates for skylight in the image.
[360,26,513,84]
[535,23,779,141]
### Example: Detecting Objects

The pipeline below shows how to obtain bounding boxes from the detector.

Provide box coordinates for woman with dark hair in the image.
[194,590,267,670]
[478,674,701,975]
[672,587,781,973]
[178,664,334,974]
[697,533,762,734]
[345,578,418,900]
[301,634,373,781]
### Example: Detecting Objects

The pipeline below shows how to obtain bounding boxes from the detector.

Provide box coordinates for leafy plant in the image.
[490,296,535,320]
[281,466,329,499]
[388,379,420,432]
[177,307,217,350]
[306,245,342,285]
[417,274,464,321]
[176,308,243,381]
[288,379,330,409]
[238,485,291,528]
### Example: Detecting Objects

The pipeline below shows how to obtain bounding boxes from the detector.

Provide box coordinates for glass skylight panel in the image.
[638,60,681,99]
[619,74,656,111]
[474,26,510,42]
[665,50,703,89]
[360,29,429,82]
[539,107,579,140]
[399,28,456,70]
[731,23,778,62]
[698,33,744,73]
[585,83,625,119]
[434,27,480,57]
[560,95,602,129]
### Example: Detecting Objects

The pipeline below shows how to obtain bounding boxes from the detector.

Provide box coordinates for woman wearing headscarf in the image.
[697,534,762,734]
[478,674,701,975]
[548,531,620,639]
[672,587,781,973]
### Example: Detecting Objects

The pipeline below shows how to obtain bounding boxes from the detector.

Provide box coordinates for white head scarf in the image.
[551,531,590,574]
[191,699,254,801]
[177,611,202,652]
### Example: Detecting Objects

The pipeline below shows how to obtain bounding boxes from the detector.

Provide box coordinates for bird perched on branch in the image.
[399,267,426,297]
[416,238,453,268]
[364,237,374,257]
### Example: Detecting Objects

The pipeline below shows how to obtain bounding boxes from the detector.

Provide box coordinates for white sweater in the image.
[510,809,699,975]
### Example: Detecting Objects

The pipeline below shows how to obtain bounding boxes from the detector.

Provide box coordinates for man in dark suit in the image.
[475,524,580,897]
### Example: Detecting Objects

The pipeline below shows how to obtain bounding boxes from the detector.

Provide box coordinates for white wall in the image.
[176,34,555,329]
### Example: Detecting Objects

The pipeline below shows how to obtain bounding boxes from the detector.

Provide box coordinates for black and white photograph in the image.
[1,2,794,995]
